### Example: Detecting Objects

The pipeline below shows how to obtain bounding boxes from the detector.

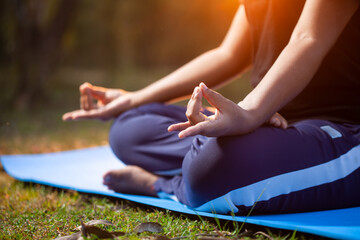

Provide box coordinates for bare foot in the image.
[103,166,159,197]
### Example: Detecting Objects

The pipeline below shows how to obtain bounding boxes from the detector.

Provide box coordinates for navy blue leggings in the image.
[109,103,360,215]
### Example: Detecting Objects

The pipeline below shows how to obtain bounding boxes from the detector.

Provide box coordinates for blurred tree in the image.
[0,0,240,111]
[114,0,238,68]
[12,0,78,109]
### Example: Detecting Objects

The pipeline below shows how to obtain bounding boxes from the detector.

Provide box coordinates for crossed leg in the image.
[103,103,200,196]
[104,103,360,215]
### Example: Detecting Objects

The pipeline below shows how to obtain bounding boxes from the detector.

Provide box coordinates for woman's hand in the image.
[62,82,132,121]
[268,112,288,129]
[168,83,257,138]
[79,82,126,111]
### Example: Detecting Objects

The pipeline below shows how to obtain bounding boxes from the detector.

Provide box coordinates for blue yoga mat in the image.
[1,146,360,240]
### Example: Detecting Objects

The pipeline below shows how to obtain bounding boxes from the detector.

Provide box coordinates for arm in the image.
[171,0,359,138]
[240,0,359,130]
[63,5,252,120]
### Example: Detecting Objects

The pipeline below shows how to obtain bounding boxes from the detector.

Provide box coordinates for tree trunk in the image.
[13,0,78,109]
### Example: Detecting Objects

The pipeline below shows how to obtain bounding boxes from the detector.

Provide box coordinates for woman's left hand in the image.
[168,83,257,138]
[268,112,288,129]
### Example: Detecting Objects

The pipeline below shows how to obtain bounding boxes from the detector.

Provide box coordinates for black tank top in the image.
[244,0,360,124]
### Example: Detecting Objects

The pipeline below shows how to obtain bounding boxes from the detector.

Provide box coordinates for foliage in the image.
[0,0,239,110]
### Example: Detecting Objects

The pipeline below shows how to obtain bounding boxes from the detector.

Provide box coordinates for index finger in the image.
[178,121,209,138]
[168,121,191,132]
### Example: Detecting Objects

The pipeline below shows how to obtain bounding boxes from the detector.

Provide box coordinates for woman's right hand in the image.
[62,82,133,121]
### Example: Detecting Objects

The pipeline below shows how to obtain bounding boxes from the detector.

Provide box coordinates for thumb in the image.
[199,83,231,112]
[87,85,107,100]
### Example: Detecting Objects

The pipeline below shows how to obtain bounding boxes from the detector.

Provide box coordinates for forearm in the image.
[130,47,250,108]
[239,39,328,128]
[240,0,359,129]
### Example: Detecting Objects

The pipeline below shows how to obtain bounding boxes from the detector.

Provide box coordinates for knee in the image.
[109,118,131,164]
[108,107,175,166]
[109,113,147,165]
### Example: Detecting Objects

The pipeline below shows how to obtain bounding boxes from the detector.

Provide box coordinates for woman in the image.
[63,0,360,215]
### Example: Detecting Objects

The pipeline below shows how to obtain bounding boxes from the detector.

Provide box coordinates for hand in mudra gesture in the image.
[63,82,131,121]
[168,83,287,138]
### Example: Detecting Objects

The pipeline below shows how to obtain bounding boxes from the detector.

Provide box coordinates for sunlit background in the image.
[0,0,252,111]
[0,0,252,154]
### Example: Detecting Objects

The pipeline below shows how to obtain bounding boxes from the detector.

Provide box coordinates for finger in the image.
[81,90,97,110]
[80,83,92,110]
[178,121,209,138]
[186,87,206,125]
[82,89,91,110]
[199,83,232,112]
[268,113,288,129]
[79,82,92,93]
[62,109,101,121]
[81,82,108,102]
[88,85,107,101]
[280,117,288,129]
[273,113,288,129]
[86,88,97,109]
[63,111,78,121]
[269,116,279,127]
[168,121,192,132]
[80,94,87,110]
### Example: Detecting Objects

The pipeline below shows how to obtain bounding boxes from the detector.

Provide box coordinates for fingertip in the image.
[199,82,208,90]
[167,125,174,132]
[275,119,280,127]
[80,83,88,93]
[194,86,200,95]
[168,124,180,132]
[84,82,92,88]
[81,82,94,93]
[178,128,194,139]
[178,132,185,139]
[199,83,212,102]
[62,113,71,121]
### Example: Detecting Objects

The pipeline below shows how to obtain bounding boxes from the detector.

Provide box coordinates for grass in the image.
[0,74,324,239]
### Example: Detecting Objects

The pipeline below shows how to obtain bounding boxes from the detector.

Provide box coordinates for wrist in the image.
[125,91,139,110]
[236,101,265,132]
[127,89,157,109]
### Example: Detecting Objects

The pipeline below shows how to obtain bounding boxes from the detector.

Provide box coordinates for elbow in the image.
[287,34,330,59]
[289,31,336,56]
[289,33,321,47]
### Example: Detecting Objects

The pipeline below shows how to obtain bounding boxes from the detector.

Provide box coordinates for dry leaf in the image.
[75,219,114,230]
[55,219,124,240]
[134,222,163,233]
[80,221,115,239]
